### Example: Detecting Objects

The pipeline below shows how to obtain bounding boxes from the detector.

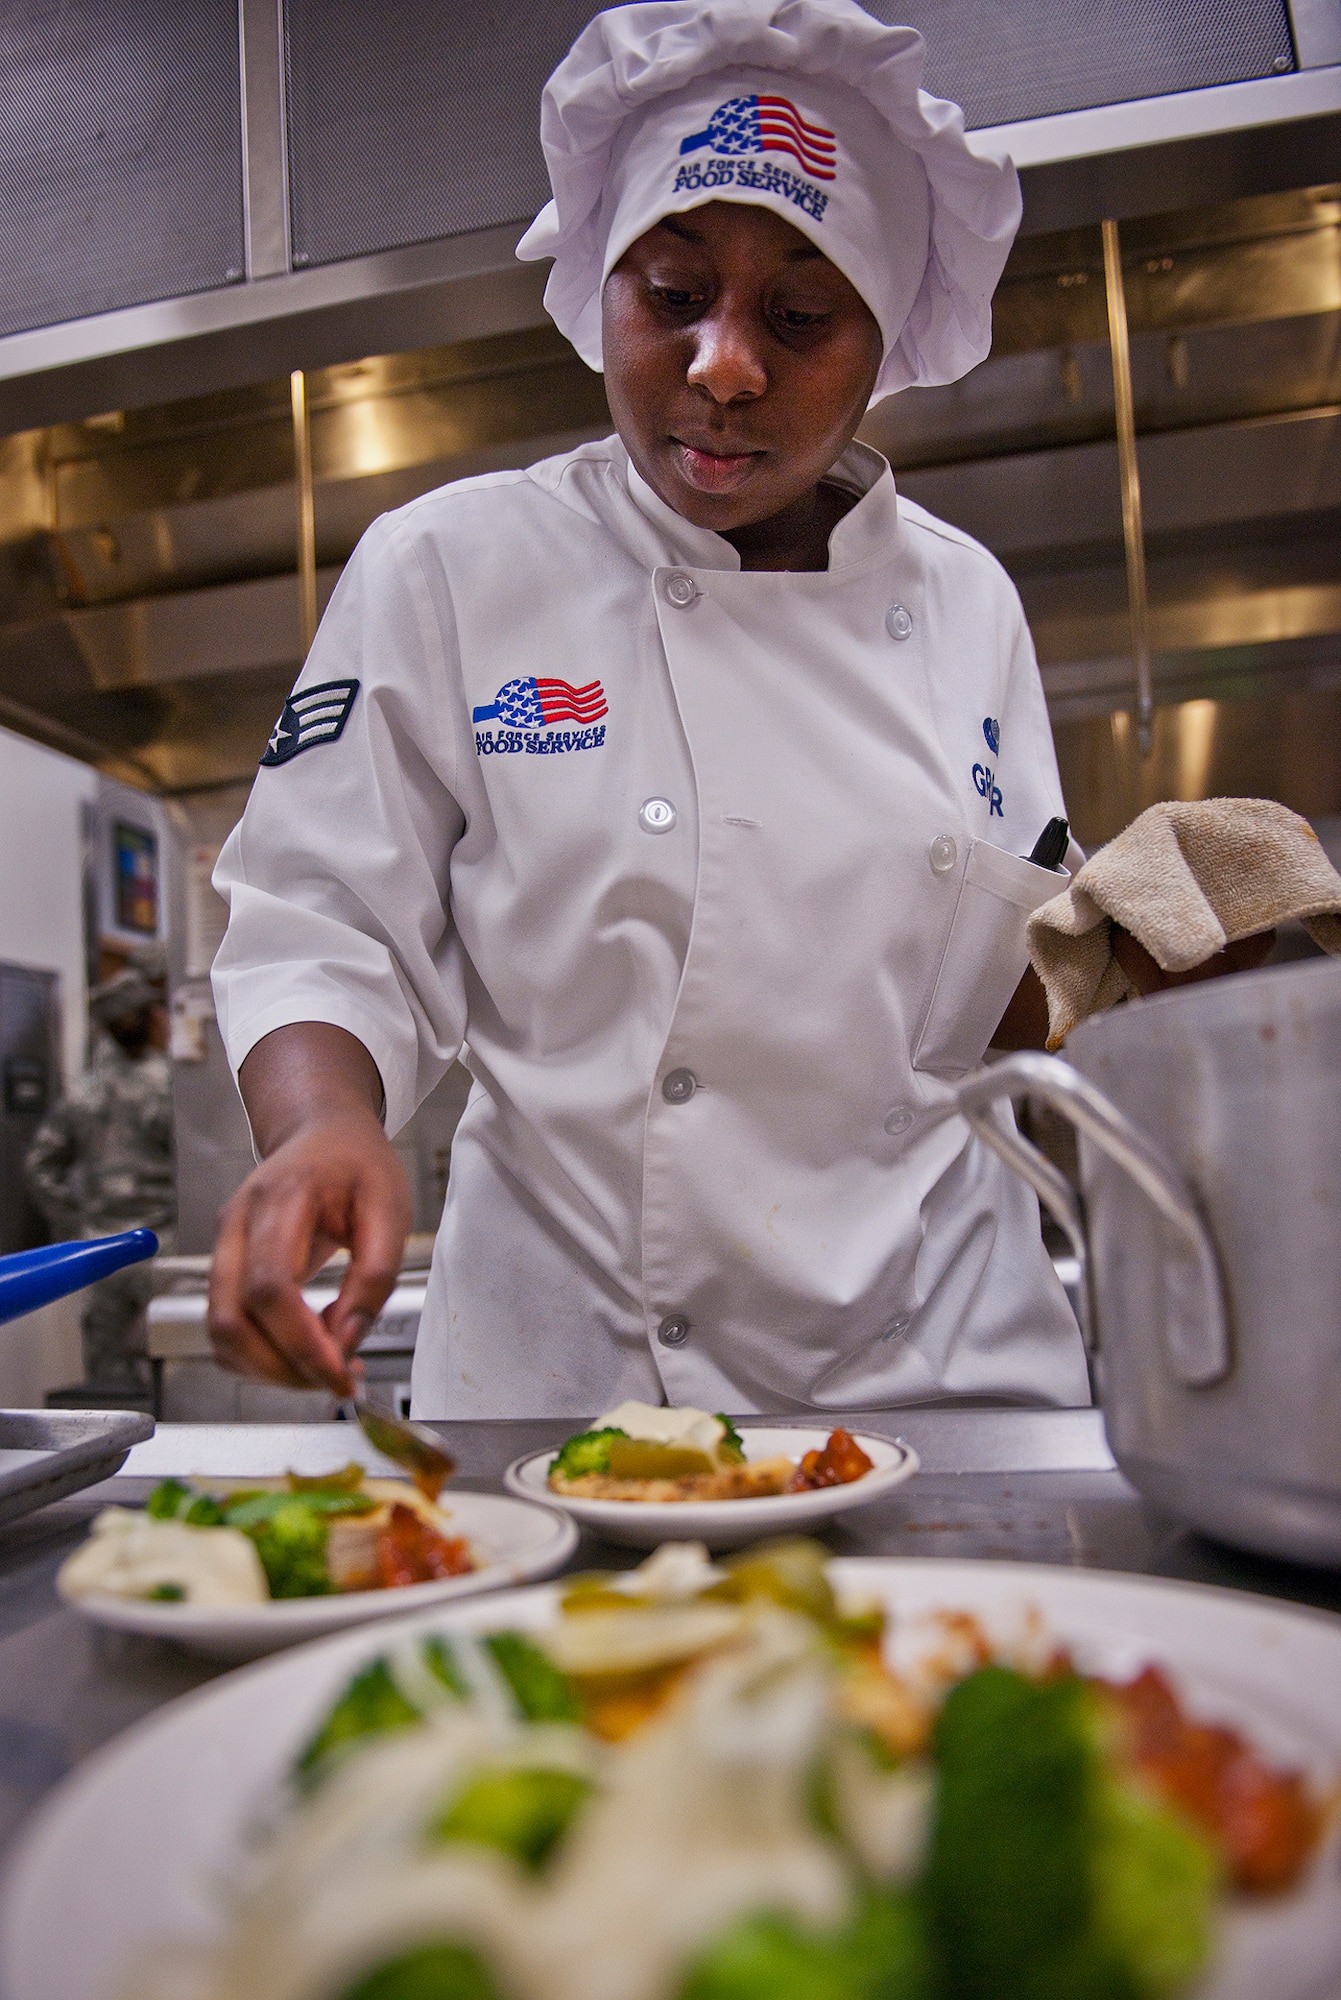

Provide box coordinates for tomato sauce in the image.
[1107,1664,1323,1893]
[789,1426,876,1491]
[373,1503,474,1589]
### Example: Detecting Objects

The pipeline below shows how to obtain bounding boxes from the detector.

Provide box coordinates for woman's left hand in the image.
[990,927,1278,1053]
[1110,925,1277,996]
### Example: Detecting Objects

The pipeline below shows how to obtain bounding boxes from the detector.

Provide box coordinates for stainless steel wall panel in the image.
[1289,0,1341,66]
[896,410,1341,557]
[870,0,1296,130]
[239,0,290,279]
[0,226,546,436]
[0,0,246,339]
[282,0,600,269]
[1053,685,1341,844]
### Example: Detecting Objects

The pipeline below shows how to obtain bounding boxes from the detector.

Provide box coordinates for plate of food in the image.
[3,1540,1337,2000]
[504,1401,917,1547]
[56,1465,578,1660]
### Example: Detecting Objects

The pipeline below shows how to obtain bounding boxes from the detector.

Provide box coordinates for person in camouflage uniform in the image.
[25,960,175,1391]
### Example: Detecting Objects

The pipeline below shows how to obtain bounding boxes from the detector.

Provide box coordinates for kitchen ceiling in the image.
[0,181,1337,838]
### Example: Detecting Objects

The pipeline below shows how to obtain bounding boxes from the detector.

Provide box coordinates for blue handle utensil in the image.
[0,1230,159,1326]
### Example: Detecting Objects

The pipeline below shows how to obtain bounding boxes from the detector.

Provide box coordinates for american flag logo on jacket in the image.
[679,96,837,181]
[472,677,608,730]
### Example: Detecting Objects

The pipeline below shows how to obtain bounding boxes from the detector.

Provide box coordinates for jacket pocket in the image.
[912,838,1068,1077]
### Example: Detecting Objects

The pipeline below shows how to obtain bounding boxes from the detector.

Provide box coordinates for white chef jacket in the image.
[212,435,1089,1417]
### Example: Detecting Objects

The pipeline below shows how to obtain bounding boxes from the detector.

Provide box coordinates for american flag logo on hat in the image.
[679,95,837,181]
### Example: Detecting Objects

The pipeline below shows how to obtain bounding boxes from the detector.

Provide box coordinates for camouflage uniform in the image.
[25,1037,175,1391]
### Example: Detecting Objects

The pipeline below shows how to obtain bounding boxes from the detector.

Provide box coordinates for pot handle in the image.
[926,1050,1230,1388]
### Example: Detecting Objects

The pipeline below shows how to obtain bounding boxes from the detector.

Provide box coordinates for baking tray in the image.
[0,1410,154,1526]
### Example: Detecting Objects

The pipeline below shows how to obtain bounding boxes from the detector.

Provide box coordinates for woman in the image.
[208,0,1093,1415]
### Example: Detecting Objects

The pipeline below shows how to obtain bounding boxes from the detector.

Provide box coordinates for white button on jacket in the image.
[213,438,1088,1417]
[638,797,677,834]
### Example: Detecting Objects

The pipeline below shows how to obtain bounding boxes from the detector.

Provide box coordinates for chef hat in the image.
[516,0,1022,403]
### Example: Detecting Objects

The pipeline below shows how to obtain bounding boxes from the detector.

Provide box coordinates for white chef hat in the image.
[516,0,1022,404]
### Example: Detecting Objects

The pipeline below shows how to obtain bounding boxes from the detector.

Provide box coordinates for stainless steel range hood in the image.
[1,0,1337,434]
[2,85,1337,437]
[0,0,1338,834]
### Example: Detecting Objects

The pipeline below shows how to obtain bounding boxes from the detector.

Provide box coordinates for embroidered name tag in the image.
[260,680,359,767]
[972,762,1004,816]
[973,717,1003,816]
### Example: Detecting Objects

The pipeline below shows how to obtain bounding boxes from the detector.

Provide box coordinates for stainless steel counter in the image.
[0,1411,1337,1874]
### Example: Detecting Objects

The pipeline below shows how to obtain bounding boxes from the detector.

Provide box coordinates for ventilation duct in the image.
[0,0,1336,430]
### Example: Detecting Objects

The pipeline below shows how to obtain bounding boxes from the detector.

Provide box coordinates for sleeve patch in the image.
[260,680,360,766]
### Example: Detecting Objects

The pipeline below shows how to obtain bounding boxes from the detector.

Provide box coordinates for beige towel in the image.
[1027,799,1341,1049]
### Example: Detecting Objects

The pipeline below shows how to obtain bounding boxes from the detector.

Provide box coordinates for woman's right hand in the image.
[207,1024,413,1396]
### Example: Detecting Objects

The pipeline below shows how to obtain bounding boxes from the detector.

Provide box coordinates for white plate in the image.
[59,1489,578,1661]
[504,1425,918,1548]
[3,1560,1339,2000]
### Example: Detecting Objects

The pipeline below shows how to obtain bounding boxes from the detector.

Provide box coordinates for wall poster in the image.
[112,820,159,935]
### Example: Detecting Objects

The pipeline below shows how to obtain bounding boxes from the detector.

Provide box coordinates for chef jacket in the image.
[212,436,1090,1417]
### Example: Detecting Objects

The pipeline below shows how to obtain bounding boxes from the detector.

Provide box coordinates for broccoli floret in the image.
[680,1888,929,2000]
[428,1765,592,1870]
[144,1479,224,1526]
[551,1427,628,1478]
[297,1634,578,1784]
[146,1582,185,1601]
[484,1631,582,1723]
[294,1658,423,1786]
[220,1489,374,1528]
[927,1666,1111,2000]
[925,1664,1212,2000]
[847,1891,933,1998]
[1093,1779,1218,1996]
[216,1490,374,1599]
[927,1665,1092,1999]
[680,1910,845,2000]
[335,1942,501,2000]
[715,1414,746,1460]
[145,1478,193,1519]
[239,1498,332,1598]
[422,1634,470,1700]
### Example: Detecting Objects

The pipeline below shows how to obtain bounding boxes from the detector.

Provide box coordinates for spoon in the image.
[348,1396,456,1504]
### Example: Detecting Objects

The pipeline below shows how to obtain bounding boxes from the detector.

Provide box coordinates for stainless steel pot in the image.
[933,957,1341,1566]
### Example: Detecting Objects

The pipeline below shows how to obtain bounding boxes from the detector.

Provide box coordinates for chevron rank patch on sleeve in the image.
[259,679,360,767]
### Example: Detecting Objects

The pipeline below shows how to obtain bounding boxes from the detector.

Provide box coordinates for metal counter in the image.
[1,1410,1338,1872]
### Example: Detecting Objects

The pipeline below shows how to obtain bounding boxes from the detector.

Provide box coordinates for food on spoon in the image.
[57,1465,474,1607]
[132,1539,1329,2000]
[547,1403,874,1501]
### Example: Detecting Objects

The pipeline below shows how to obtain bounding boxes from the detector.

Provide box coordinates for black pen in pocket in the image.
[1027,817,1070,870]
